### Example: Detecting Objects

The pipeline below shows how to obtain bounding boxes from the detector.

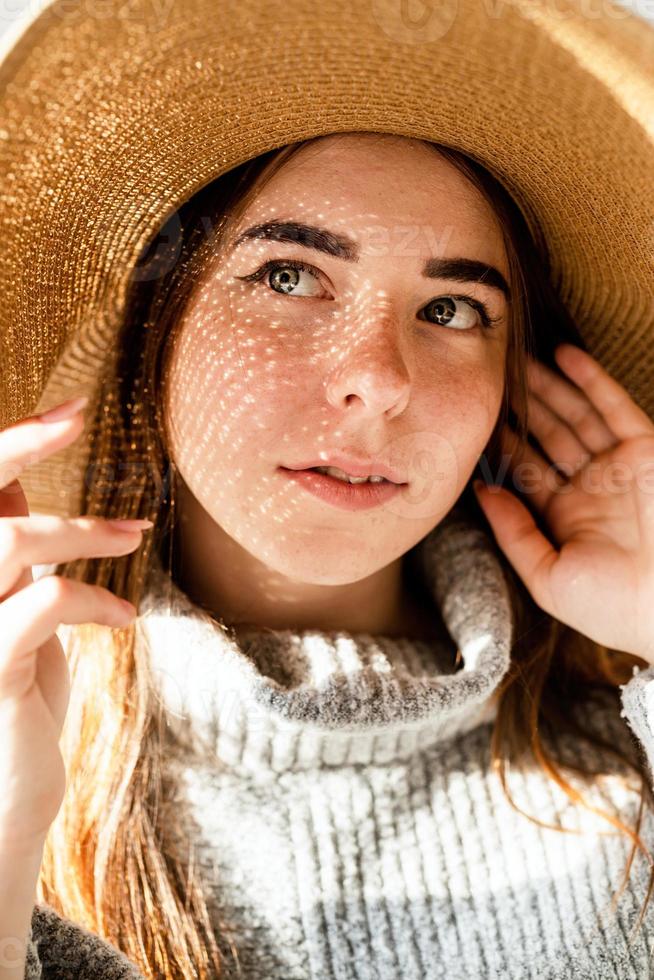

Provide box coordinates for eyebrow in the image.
[231,219,511,299]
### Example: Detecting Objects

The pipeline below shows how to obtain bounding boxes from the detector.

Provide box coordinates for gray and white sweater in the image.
[25,505,654,978]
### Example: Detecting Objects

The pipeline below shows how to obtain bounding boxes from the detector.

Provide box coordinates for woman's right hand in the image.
[0,396,153,856]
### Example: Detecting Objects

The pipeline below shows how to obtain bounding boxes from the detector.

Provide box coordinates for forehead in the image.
[234,134,507,269]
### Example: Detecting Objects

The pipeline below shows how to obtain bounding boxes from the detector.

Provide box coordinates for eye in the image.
[419,295,501,332]
[235,260,502,332]
[235,259,329,299]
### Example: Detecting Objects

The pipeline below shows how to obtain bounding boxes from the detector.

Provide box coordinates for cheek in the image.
[417,361,503,463]
[163,313,312,482]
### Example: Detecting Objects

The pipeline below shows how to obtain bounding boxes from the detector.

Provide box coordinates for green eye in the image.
[235,260,501,332]
[420,295,500,331]
[235,259,326,298]
[268,262,323,297]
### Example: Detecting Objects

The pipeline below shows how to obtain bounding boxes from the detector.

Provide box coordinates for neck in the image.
[169,476,428,638]
[140,501,514,774]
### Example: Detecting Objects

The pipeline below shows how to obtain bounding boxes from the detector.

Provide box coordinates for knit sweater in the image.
[24,504,654,979]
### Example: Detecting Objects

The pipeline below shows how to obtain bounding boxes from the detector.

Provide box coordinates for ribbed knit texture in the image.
[26,505,654,978]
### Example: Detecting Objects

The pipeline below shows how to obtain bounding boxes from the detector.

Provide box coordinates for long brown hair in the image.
[37,132,654,978]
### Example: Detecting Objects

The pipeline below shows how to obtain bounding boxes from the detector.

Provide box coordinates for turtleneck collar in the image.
[138,504,514,774]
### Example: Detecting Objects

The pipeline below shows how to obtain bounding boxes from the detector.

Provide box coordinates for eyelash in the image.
[235,258,503,331]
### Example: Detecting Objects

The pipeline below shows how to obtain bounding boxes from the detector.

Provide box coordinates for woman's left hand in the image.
[474,342,654,664]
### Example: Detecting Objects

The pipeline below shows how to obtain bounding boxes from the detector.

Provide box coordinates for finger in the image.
[525,355,618,455]
[0,480,34,603]
[0,407,86,495]
[34,634,70,739]
[475,482,559,617]
[553,344,654,443]
[0,515,148,599]
[500,424,568,512]
[0,576,134,700]
[524,391,593,480]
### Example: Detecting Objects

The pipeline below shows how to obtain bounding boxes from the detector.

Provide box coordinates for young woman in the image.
[2,128,654,980]
[2,0,654,975]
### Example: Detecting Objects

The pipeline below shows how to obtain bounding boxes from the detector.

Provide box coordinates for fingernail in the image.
[39,396,89,423]
[108,518,155,532]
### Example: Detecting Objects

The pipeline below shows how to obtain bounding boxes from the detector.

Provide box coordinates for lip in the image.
[278,467,404,511]
[285,454,406,485]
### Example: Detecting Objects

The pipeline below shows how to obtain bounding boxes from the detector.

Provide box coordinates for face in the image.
[162,132,510,630]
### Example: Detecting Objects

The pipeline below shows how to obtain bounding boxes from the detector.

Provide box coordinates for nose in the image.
[324,312,412,420]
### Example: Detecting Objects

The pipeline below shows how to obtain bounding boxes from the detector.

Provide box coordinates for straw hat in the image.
[0,0,652,518]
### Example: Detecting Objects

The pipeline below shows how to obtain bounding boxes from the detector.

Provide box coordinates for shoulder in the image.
[27,903,145,979]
